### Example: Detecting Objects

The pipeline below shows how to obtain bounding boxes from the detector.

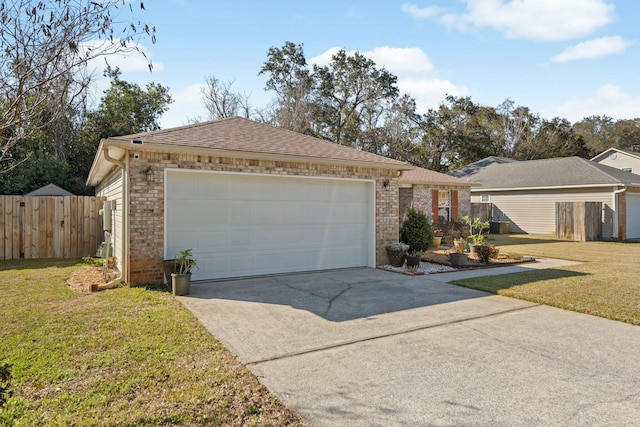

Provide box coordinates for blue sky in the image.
[98,0,639,128]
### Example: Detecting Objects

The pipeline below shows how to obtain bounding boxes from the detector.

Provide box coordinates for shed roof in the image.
[25,183,74,197]
[450,156,640,189]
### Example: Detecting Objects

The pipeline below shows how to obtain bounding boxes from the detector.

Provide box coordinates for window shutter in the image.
[451,190,459,222]
[431,190,439,223]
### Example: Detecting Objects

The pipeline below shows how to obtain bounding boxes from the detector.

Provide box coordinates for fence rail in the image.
[0,196,105,260]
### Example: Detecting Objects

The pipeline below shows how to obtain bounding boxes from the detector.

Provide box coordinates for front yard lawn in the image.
[0,259,305,426]
[451,235,640,325]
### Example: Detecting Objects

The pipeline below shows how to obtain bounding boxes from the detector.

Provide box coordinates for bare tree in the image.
[201,75,252,120]
[0,0,156,170]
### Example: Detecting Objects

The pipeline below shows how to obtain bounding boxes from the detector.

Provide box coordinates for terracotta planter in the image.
[432,236,442,249]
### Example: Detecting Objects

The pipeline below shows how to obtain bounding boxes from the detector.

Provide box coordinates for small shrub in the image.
[400,208,433,255]
[477,244,499,263]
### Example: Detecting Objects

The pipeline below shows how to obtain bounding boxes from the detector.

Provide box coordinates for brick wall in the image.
[126,151,400,286]
[399,185,472,228]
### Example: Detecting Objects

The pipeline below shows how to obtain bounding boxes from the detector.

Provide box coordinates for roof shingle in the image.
[450,156,640,188]
[111,116,411,168]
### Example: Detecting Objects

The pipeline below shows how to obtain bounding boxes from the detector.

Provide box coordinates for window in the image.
[438,190,450,222]
[621,167,633,173]
[481,194,491,203]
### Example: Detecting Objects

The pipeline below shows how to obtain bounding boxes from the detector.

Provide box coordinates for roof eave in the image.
[100,139,415,173]
[470,183,634,192]
[399,180,481,187]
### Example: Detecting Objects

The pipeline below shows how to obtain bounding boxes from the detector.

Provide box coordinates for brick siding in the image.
[126,151,400,285]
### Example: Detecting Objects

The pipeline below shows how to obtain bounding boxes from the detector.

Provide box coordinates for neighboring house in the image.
[25,183,74,197]
[591,148,640,174]
[86,116,413,285]
[450,156,640,240]
[398,167,478,227]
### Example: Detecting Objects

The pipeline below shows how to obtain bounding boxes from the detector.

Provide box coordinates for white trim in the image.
[163,169,377,275]
[471,183,633,192]
[592,147,640,162]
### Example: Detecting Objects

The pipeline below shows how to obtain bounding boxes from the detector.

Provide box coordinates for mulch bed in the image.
[421,248,530,268]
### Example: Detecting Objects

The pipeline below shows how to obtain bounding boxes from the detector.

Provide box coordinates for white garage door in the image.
[165,170,375,280]
[626,193,640,239]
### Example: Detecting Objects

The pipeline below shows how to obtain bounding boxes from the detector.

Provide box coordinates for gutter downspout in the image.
[612,185,627,240]
[98,149,128,290]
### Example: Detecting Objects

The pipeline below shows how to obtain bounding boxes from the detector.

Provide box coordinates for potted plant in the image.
[406,250,423,268]
[461,216,489,254]
[432,228,444,249]
[386,242,409,267]
[449,238,468,268]
[170,248,197,296]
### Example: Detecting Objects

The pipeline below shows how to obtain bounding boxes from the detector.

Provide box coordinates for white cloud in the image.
[160,83,208,128]
[438,0,614,41]
[363,46,434,74]
[84,40,163,75]
[308,47,342,67]
[551,36,632,62]
[548,84,640,121]
[400,3,444,18]
[310,46,468,114]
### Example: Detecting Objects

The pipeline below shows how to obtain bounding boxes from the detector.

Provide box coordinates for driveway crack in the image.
[322,282,353,317]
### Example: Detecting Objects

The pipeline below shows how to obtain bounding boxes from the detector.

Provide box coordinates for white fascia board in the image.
[470,183,629,192]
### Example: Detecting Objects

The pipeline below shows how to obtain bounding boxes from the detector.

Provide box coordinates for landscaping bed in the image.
[421,247,531,268]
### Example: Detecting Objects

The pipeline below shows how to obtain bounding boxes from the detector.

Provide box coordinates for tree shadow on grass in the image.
[452,268,588,294]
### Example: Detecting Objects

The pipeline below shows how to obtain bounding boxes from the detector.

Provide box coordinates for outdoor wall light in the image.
[145,166,154,183]
[383,178,390,188]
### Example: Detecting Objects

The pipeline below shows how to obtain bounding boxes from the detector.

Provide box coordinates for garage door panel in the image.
[166,172,373,280]
[627,194,640,239]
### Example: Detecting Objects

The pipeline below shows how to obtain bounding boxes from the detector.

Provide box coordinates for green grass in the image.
[451,234,640,325]
[0,259,305,426]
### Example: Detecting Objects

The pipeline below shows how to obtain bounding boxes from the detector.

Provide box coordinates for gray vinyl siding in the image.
[96,170,124,272]
[471,188,614,238]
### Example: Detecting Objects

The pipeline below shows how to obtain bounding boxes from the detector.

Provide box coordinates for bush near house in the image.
[400,208,433,255]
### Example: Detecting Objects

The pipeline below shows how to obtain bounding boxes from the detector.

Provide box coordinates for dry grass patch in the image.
[0,259,305,426]
[451,235,640,325]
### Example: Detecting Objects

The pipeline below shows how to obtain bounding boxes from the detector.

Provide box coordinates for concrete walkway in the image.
[179,258,640,426]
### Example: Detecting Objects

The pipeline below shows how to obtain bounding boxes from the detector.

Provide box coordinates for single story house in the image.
[87,116,415,285]
[398,167,478,227]
[591,147,640,174]
[450,156,640,240]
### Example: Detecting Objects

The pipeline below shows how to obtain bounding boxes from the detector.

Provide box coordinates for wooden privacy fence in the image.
[556,201,602,241]
[0,196,105,260]
[471,203,493,222]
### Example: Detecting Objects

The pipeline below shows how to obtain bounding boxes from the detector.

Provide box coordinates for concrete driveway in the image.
[179,262,640,426]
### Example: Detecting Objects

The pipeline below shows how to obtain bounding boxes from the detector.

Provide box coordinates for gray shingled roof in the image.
[450,156,640,189]
[111,116,411,168]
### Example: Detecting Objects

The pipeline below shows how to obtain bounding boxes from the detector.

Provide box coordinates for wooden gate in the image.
[556,201,602,241]
[0,196,105,260]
